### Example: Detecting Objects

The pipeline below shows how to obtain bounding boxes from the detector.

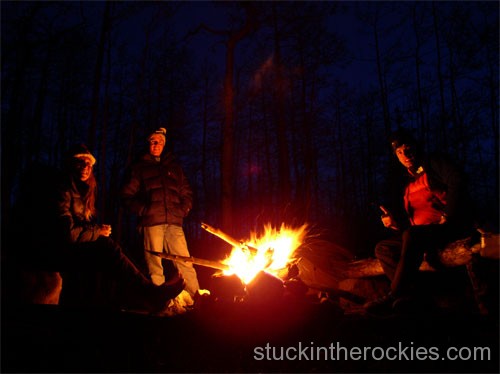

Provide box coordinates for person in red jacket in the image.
[364,129,474,314]
[121,128,200,299]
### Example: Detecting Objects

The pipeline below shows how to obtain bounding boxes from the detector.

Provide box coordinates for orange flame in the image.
[221,223,308,284]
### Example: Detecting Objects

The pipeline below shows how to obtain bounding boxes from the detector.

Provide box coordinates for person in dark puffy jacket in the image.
[363,129,475,315]
[121,128,200,298]
[56,143,184,310]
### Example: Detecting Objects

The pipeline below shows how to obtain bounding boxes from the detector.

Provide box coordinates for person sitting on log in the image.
[55,144,184,312]
[363,129,475,314]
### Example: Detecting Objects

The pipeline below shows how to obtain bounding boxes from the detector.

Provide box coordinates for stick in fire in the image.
[146,251,230,271]
[147,223,274,274]
[201,222,260,255]
[201,222,275,269]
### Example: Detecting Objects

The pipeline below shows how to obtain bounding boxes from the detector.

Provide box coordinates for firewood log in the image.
[343,237,474,279]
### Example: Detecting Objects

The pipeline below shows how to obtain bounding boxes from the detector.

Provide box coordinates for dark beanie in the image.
[389,129,417,151]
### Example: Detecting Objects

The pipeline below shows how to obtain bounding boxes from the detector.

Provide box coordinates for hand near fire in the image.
[380,206,399,231]
[99,224,112,237]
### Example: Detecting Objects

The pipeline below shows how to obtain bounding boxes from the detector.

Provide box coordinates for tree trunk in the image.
[432,2,447,149]
[221,39,236,232]
[412,4,426,141]
[487,42,500,202]
[201,70,212,223]
[32,46,52,160]
[447,48,464,158]
[272,4,291,208]
[99,36,112,222]
[374,22,391,136]
[88,1,111,149]
[2,4,42,227]
[218,5,258,231]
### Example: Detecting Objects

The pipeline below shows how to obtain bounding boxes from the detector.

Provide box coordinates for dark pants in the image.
[375,224,465,297]
[59,237,150,306]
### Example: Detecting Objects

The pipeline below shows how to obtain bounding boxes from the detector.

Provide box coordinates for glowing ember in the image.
[221,223,308,284]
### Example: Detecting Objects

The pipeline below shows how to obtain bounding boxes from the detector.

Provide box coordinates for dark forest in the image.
[2,1,499,259]
[1,2,499,373]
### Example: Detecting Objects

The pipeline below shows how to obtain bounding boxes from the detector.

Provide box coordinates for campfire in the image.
[148,222,309,304]
[214,223,308,284]
[207,222,309,303]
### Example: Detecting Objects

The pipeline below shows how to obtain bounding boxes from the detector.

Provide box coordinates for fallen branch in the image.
[201,222,259,255]
[146,251,229,271]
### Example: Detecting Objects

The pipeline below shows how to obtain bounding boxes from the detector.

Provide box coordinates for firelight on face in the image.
[395,144,416,169]
[74,157,93,182]
[149,135,165,157]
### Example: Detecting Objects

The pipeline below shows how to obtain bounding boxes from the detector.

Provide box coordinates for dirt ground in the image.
[2,295,499,373]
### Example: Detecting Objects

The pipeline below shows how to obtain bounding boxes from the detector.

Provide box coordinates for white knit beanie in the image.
[148,127,167,142]
[71,144,96,166]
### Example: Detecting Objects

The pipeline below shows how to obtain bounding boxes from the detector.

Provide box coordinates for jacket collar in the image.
[142,151,174,163]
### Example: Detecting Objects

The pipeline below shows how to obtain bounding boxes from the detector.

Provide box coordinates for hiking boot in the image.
[363,293,396,315]
[145,276,185,313]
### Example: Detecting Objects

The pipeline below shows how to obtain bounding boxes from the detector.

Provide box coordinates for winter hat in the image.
[389,129,417,152]
[148,127,167,142]
[69,143,96,166]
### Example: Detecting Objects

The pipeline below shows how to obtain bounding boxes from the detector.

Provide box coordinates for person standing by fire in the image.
[55,144,184,310]
[363,129,474,314]
[121,128,200,300]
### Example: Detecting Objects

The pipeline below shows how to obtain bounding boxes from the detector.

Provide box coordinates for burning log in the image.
[209,274,246,302]
[146,251,229,271]
[343,237,476,278]
[343,258,436,278]
[246,271,285,303]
